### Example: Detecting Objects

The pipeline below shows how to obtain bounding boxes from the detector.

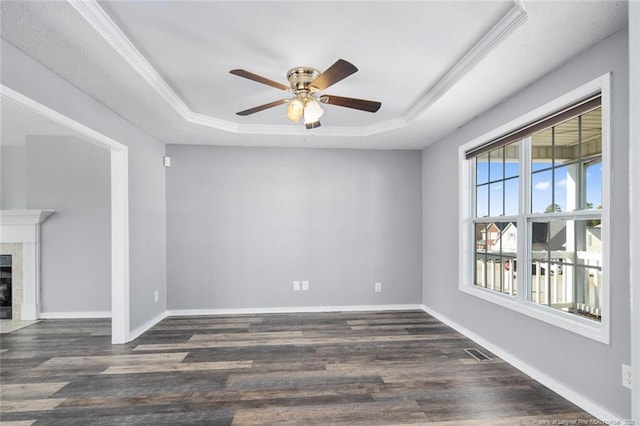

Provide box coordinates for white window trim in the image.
[458,74,611,344]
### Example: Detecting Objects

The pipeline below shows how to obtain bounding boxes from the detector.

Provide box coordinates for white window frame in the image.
[458,74,611,344]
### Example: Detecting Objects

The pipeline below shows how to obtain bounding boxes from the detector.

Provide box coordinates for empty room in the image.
[1,0,638,424]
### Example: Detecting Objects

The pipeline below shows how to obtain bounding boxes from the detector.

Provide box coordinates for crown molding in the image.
[403,1,527,120]
[68,0,194,120]
[187,111,240,133]
[67,0,526,138]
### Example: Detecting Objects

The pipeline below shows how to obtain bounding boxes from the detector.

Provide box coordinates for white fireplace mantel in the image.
[0,209,55,320]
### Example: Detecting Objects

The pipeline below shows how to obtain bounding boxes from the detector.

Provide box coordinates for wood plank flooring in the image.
[0,310,597,425]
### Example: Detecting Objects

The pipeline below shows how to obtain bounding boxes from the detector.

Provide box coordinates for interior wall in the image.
[0,145,26,209]
[421,28,630,418]
[628,1,640,419]
[25,135,110,314]
[166,145,422,310]
[1,39,167,334]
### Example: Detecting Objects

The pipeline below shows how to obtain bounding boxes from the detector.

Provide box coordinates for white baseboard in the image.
[167,304,423,317]
[39,311,111,319]
[420,304,625,423]
[129,310,168,342]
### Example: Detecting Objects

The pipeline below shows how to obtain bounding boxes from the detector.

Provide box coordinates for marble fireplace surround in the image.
[0,210,54,320]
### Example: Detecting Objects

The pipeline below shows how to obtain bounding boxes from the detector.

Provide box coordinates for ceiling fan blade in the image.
[320,95,381,113]
[236,99,289,116]
[230,69,290,91]
[310,59,358,91]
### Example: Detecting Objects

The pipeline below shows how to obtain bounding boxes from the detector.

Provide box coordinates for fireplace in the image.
[0,210,54,320]
[0,255,11,319]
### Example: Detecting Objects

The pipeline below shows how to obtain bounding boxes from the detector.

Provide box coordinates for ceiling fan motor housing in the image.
[287,67,321,93]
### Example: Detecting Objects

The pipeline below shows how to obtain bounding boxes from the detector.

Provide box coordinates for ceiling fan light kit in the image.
[231,59,381,129]
[286,94,324,128]
[286,96,304,122]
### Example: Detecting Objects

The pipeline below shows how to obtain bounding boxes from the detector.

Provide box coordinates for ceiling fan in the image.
[230,59,381,129]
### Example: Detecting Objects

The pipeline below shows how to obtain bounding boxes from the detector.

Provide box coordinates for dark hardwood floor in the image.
[0,310,596,425]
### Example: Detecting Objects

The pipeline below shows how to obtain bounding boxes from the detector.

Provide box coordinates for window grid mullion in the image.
[487,152,491,217]
[578,114,584,210]
[573,220,579,315]
[551,126,556,212]
[518,137,530,302]
[574,116,583,314]
[502,149,506,217]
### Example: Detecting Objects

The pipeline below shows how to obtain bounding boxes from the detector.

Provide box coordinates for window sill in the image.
[458,283,609,344]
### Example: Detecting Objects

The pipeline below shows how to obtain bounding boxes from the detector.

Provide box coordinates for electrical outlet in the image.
[293,281,301,291]
[302,280,309,291]
[622,364,632,389]
[154,290,159,303]
[163,156,171,167]
[374,282,382,293]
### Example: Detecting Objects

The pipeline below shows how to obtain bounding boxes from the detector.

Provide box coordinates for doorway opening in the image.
[1,85,130,344]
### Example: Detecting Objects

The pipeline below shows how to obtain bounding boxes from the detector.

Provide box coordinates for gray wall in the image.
[0,145,26,209]
[166,146,422,310]
[421,29,630,418]
[26,136,110,313]
[1,39,168,333]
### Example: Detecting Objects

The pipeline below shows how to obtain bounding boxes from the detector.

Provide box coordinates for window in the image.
[459,75,610,343]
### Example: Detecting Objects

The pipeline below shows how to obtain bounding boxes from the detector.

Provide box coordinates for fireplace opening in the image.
[0,255,11,319]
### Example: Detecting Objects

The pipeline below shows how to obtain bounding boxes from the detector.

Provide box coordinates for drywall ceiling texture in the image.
[0,1,627,148]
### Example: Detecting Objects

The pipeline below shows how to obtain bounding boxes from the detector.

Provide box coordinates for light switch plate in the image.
[622,364,632,389]
[293,281,301,291]
[302,280,309,291]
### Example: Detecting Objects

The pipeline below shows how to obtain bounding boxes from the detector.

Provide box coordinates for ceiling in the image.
[0,1,627,149]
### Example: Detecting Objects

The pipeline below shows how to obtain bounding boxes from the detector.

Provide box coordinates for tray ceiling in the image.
[0,1,627,149]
